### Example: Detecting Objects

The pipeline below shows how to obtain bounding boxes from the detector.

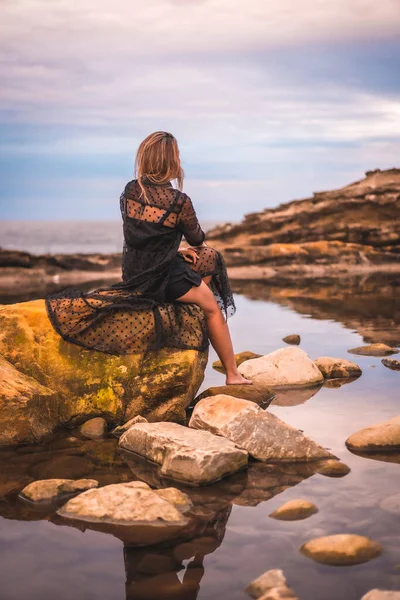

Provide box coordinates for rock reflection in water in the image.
[232,461,326,507]
[347,450,400,465]
[124,506,231,600]
[271,384,322,407]
[231,273,400,346]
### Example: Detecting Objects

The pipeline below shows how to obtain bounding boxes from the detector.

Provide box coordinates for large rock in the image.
[0,300,208,445]
[300,534,382,566]
[20,478,98,502]
[238,347,324,387]
[189,395,334,462]
[346,416,400,452]
[119,421,248,485]
[57,481,194,545]
[314,356,362,379]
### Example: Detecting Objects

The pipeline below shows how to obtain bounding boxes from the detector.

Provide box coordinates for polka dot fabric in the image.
[45,178,236,355]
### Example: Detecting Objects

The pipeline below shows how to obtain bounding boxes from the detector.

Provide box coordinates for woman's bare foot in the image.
[225,373,253,385]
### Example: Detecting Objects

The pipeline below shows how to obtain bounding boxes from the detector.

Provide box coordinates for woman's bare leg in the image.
[176,282,252,385]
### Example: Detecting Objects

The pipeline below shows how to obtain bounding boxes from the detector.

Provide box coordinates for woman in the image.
[46,131,251,385]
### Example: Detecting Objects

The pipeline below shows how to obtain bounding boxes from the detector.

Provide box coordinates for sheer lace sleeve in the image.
[177,193,206,246]
[119,190,127,221]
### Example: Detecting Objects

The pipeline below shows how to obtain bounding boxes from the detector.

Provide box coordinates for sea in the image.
[0,220,220,255]
[0,219,399,600]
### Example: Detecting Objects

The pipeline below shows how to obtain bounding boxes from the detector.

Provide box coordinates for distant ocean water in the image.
[0,220,220,255]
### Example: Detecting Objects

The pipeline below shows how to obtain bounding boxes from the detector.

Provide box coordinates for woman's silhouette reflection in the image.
[124,505,232,600]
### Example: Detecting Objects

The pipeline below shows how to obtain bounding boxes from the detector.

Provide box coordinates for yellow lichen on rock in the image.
[0,300,208,445]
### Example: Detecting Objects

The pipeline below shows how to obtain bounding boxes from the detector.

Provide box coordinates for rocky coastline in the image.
[1,169,399,304]
[0,168,399,599]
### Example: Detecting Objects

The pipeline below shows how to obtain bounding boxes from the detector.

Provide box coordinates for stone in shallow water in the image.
[212,351,262,372]
[300,534,382,566]
[189,394,334,462]
[282,334,300,345]
[58,481,191,526]
[80,417,107,439]
[316,460,351,477]
[361,591,400,600]
[119,421,248,485]
[245,569,298,599]
[112,415,148,437]
[314,356,361,379]
[346,416,400,452]
[194,384,275,409]
[382,358,400,371]
[20,478,98,502]
[238,347,324,387]
[269,499,318,521]
[348,343,399,356]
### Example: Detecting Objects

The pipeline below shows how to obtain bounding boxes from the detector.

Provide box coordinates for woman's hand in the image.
[179,247,199,265]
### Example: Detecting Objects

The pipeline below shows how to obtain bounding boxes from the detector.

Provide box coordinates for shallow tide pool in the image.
[0,288,399,600]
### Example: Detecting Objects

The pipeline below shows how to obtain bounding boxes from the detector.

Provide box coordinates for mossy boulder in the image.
[0,300,208,446]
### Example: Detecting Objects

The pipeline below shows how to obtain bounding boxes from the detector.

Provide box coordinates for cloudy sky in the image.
[1,0,400,222]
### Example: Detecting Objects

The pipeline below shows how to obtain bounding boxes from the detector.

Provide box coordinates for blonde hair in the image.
[134,131,184,203]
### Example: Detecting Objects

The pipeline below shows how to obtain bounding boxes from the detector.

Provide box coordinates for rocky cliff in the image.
[207,168,400,278]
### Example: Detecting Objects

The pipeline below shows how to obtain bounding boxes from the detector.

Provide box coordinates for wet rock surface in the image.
[238,347,324,387]
[269,499,318,521]
[0,300,208,445]
[20,478,98,502]
[316,460,351,478]
[246,568,298,599]
[282,334,301,345]
[189,394,335,462]
[300,534,383,566]
[382,358,400,371]
[119,421,248,485]
[348,343,399,356]
[57,481,195,546]
[194,383,275,409]
[112,415,148,437]
[346,416,400,452]
[80,417,107,439]
[361,591,400,600]
[314,356,362,379]
[212,351,262,372]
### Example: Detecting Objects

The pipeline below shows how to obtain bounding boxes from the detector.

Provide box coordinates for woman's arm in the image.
[177,194,206,247]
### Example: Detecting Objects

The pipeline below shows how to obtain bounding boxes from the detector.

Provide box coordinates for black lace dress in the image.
[45,178,236,355]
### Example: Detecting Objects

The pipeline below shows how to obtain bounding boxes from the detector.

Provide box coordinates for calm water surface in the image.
[0,287,399,600]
